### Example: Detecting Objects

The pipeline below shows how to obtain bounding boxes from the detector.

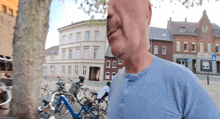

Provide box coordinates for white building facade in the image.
[45,20,107,81]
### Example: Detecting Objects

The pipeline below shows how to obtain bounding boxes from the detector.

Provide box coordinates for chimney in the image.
[185,17,187,23]
[170,17,172,22]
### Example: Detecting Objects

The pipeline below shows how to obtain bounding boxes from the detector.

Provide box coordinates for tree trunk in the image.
[8,0,51,118]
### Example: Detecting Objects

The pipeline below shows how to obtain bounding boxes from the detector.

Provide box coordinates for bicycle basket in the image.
[68,83,77,95]
[0,85,11,116]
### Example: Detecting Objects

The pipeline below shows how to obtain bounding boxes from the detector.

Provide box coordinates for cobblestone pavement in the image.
[41,75,220,118]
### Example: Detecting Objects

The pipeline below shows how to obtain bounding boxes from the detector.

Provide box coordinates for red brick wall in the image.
[104,57,124,80]
[150,40,173,61]
[173,36,197,55]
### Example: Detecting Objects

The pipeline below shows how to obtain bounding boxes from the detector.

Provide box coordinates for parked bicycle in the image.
[38,91,107,119]
[40,77,75,118]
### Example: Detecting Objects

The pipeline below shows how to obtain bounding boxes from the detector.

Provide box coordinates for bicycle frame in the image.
[53,95,100,119]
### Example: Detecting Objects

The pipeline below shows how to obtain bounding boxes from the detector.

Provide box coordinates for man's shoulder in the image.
[154,56,199,82]
[155,57,192,73]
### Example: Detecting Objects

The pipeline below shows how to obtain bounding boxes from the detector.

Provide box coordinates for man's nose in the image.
[107,0,113,20]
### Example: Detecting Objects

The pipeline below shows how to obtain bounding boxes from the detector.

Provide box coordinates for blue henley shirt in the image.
[108,55,220,119]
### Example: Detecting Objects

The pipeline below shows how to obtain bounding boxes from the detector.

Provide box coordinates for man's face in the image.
[107,0,152,59]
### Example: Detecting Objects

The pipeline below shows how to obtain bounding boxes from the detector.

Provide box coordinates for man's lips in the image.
[107,27,120,38]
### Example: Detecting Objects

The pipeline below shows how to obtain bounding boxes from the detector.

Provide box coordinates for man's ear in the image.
[146,1,152,25]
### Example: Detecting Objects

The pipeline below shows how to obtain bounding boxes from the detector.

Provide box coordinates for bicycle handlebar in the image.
[48,91,73,110]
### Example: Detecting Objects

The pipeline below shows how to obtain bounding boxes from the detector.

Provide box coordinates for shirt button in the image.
[121,97,124,103]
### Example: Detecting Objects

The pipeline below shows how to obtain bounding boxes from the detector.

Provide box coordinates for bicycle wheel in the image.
[76,88,87,105]
[54,96,75,118]
[41,88,49,99]
[81,108,108,119]
[94,99,108,112]
[38,112,49,119]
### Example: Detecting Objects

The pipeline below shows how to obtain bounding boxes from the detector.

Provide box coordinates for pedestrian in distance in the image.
[97,82,111,103]
[107,0,220,118]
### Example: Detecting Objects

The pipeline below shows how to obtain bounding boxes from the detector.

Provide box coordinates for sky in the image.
[45,0,220,49]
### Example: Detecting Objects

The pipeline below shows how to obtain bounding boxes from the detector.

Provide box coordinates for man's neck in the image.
[123,52,153,74]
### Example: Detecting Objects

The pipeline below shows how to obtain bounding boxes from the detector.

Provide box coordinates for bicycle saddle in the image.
[42,99,50,106]
[91,92,98,95]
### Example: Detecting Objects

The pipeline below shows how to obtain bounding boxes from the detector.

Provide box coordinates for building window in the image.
[62,50,66,59]
[76,49,80,59]
[50,65,55,73]
[83,66,87,75]
[162,46,166,55]
[85,31,90,41]
[95,31,99,41]
[112,72,116,79]
[202,61,210,69]
[179,27,186,32]
[176,41,180,51]
[2,5,6,13]
[200,43,204,53]
[50,56,55,60]
[84,48,89,58]
[192,42,196,52]
[112,61,117,68]
[76,32,81,42]
[68,66,71,74]
[202,26,205,33]
[206,26,208,33]
[118,59,123,65]
[208,43,211,54]
[184,42,188,52]
[62,35,66,44]
[106,61,111,68]
[69,34,73,43]
[154,46,158,54]
[94,49,98,59]
[6,62,12,71]
[75,66,78,74]
[69,49,72,59]
[105,72,110,79]
[62,66,65,74]
[8,8,13,16]
[0,61,5,71]
[216,44,219,54]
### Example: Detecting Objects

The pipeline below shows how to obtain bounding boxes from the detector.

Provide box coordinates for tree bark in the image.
[8,0,51,118]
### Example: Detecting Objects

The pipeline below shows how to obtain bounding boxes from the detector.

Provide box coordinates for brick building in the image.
[0,0,18,75]
[149,27,173,61]
[104,46,124,80]
[0,0,18,59]
[168,10,220,75]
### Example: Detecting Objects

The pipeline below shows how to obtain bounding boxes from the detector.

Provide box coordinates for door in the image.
[217,61,220,73]
[192,59,196,73]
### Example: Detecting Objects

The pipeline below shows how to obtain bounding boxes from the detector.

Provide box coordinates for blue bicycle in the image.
[38,92,107,119]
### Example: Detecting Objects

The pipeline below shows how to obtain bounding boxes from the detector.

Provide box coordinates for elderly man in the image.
[107,0,220,119]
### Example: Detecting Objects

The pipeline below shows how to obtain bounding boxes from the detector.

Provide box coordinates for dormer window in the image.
[179,27,186,32]
[193,29,197,34]
[162,34,166,36]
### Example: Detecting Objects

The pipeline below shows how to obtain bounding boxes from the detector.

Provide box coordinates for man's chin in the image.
[112,51,123,59]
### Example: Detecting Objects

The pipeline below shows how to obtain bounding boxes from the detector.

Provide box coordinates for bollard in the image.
[207,75,209,85]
